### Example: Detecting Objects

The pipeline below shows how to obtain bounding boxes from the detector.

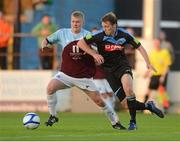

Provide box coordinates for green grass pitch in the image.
[0,112,180,141]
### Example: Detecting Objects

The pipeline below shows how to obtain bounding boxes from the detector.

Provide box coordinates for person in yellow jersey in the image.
[144,38,172,106]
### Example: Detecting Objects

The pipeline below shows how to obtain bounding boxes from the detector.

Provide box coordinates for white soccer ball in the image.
[23,112,40,129]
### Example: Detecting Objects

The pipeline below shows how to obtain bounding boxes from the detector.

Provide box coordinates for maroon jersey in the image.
[94,66,107,79]
[60,40,96,78]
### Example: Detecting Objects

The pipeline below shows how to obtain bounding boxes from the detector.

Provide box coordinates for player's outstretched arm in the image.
[137,45,157,72]
[77,39,104,65]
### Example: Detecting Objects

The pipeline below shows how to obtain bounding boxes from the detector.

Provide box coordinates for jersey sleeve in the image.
[46,29,61,44]
[83,33,99,45]
[125,32,141,49]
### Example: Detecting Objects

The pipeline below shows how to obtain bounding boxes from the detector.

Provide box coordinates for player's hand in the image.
[41,46,45,51]
[41,46,49,52]
[92,53,104,65]
[147,64,157,73]
[41,39,49,51]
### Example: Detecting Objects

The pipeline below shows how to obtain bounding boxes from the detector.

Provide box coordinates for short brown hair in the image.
[101,12,117,25]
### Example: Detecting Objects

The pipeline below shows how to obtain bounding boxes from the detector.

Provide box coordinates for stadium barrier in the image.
[1,70,180,113]
[0,70,50,112]
[0,70,101,112]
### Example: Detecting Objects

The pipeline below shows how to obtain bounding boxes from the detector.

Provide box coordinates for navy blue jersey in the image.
[84,28,141,72]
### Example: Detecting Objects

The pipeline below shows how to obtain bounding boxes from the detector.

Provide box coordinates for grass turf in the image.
[0,112,180,141]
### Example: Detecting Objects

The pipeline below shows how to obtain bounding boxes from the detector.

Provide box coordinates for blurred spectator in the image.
[32,14,58,69]
[144,39,172,113]
[160,30,175,66]
[91,27,99,33]
[125,27,136,69]
[33,0,52,10]
[0,11,13,70]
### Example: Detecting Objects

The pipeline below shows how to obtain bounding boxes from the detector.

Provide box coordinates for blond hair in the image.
[71,10,84,20]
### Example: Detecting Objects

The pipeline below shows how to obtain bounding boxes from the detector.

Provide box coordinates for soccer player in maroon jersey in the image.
[41,11,126,130]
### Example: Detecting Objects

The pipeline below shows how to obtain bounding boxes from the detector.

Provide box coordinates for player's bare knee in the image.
[94,96,105,107]
[102,93,108,99]
[47,85,56,95]
[97,97,105,107]
[96,100,105,107]
[107,93,113,97]
[99,101,105,107]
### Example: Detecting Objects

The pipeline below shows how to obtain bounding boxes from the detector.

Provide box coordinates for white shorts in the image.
[93,79,113,94]
[53,72,97,91]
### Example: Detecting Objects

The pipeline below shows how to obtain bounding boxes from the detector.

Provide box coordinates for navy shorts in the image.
[149,75,168,90]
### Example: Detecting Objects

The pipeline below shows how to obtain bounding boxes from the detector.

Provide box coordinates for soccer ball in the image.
[23,112,40,129]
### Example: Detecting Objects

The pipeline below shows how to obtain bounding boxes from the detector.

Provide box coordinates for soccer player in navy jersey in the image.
[77,12,164,130]
[41,11,126,130]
